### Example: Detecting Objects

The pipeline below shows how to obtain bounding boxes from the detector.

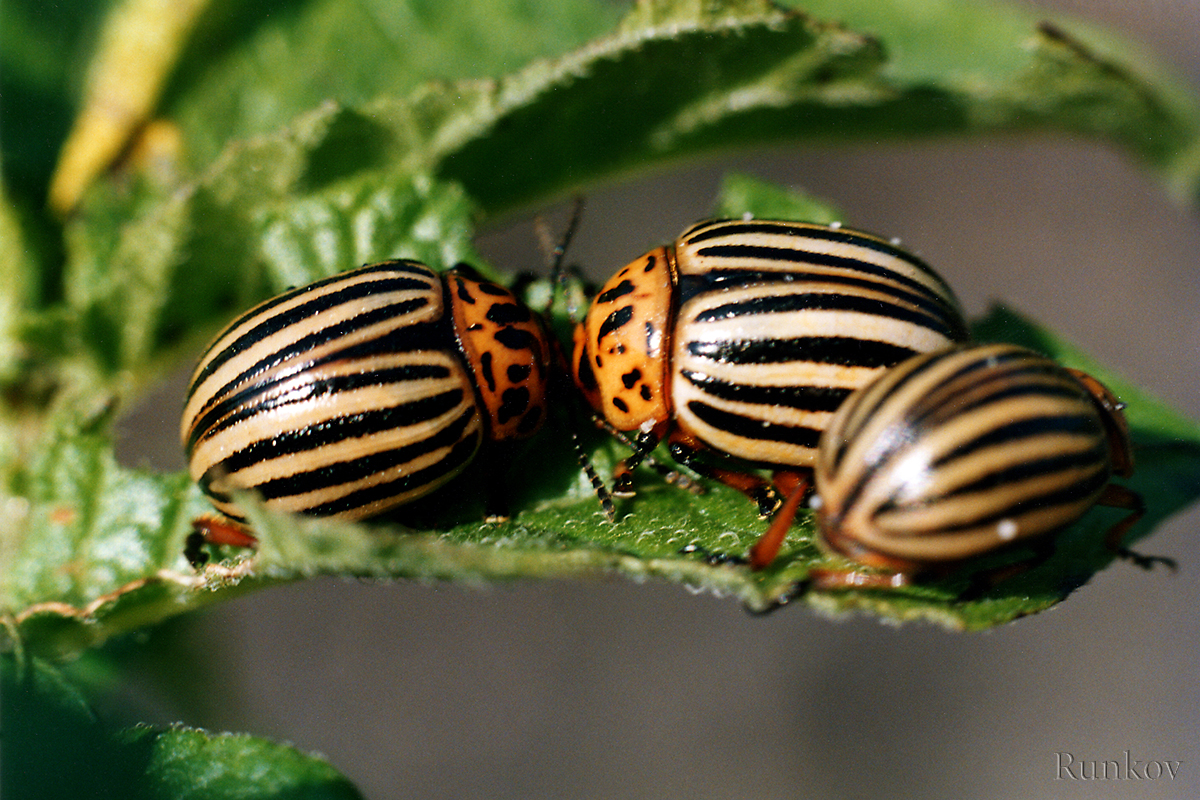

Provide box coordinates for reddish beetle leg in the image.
[1095,484,1177,571]
[748,471,811,570]
[185,515,258,568]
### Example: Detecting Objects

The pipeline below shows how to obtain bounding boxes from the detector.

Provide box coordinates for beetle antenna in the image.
[571,424,615,522]
[539,195,585,281]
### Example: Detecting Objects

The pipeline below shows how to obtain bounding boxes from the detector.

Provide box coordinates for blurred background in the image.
[110,0,1199,797]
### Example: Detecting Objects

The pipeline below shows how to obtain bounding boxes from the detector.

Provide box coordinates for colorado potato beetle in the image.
[181,260,552,528]
[808,342,1174,591]
[570,218,970,564]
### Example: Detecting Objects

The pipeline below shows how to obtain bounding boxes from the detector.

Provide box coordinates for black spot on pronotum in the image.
[640,385,652,401]
[612,397,629,413]
[597,279,636,304]
[494,327,538,352]
[621,368,642,389]
[517,406,543,435]
[480,351,496,392]
[486,302,532,325]
[597,305,633,342]
[455,279,476,304]
[576,352,598,393]
[498,386,531,423]
[476,282,509,297]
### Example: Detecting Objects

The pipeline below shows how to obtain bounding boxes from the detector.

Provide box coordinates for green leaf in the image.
[6,209,1200,656]
[164,0,624,171]
[712,172,845,223]
[14,0,1200,384]
[4,0,1200,656]
[1,654,362,798]
[0,173,36,385]
[0,1,117,202]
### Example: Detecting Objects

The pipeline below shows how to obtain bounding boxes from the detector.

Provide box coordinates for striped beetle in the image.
[806,342,1174,590]
[181,260,552,532]
[570,218,970,566]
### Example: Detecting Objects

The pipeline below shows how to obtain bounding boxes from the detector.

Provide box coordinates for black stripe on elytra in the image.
[189,359,454,452]
[193,293,433,407]
[301,433,482,515]
[900,360,1080,435]
[681,370,852,412]
[191,315,450,445]
[202,262,431,356]
[838,349,990,447]
[686,400,822,449]
[957,448,1109,504]
[683,269,965,341]
[681,221,948,287]
[190,268,435,394]
[680,245,958,314]
[690,291,959,342]
[687,336,917,369]
[933,413,1103,470]
[253,407,480,504]
[215,387,470,477]
[881,455,1110,536]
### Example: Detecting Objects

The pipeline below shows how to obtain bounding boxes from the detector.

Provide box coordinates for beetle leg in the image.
[589,417,704,496]
[665,433,780,517]
[1096,484,1177,571]
[771,470,809,499]
[748,473,811,570]
[611,429,662,497]
[679,543,747,567]
[187,515,258,569]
